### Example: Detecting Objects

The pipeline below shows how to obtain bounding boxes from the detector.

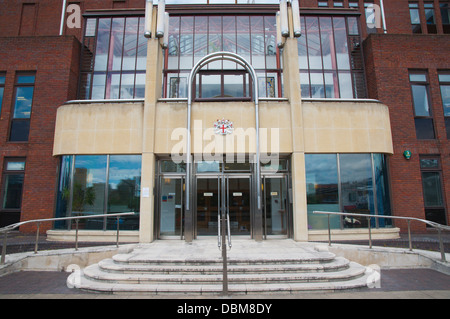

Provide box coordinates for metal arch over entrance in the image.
[184,51,263,242]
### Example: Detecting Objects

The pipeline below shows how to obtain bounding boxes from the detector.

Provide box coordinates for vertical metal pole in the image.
[34,222,40,254]
[438,228,446,262]
[116,216,120,248]
[407,220,412,251]
[367,217,372,249]
[1,232,7,265]
[327,214,331,246]
[75,219,79,251]
[221,177,228,295]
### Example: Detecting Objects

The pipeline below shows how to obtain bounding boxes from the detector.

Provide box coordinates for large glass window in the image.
[409,71,435,139]
[1,158,26,227]
[79,16,147,100]
[164,14,281,100]
[439,71,450,138]
[9,73,35,142]
[54,155,141,230]
[306,153,392,230]
[298,15,366,99]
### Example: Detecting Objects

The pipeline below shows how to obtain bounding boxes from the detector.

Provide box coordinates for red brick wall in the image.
[364,34,450,232]
[0,36,80,233]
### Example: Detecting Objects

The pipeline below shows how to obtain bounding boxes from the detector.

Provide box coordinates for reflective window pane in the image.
[13,86,34,119]
[340,154,374,228]
[72,155,107,218]
[305,154,340,230]
[2,175,24,209]
[411,85,430,116]
[421,172,443,207]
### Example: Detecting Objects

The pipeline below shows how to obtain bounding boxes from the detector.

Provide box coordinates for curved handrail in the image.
[1,212,137,264]
[313,211,449,262]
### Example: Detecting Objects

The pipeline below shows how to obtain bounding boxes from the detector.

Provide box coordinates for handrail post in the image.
[407,219,412,251]
[1,232,7,264]
[116,216,120,248]
[438,228,446,262]
[75,219,79,251]
[367,217,372,249]
[34,222,40,254]
[327,213,331,246]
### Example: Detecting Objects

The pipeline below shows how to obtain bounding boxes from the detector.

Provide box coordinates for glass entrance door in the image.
[196,175,251,237]
[159,176,184,238]
[263,176,289,237]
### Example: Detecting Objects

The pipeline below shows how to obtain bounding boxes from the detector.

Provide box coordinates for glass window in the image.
[164,14,282,100]
[299,15,364,99]
[373,154,392,227]
[10,73,35,142]
[410,71,435,139]
[0,73,5,115]
[420,156,446,225]
[424,2,437,33]
[54,155,142,230]
[306,154,340,230]
[439,71,450,138]
[2,159,26,213]
[79,16,146,100]
[409,2,422,33]
[318,1,328,7]
[107,155,141,230]
[72,155,107,219]
[441,3,450,33]
[340,154,374,228]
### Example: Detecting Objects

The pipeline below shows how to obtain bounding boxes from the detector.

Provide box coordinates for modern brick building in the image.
[0,0,448,242]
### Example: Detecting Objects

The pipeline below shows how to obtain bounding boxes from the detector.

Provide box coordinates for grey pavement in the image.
[0,232,449,299]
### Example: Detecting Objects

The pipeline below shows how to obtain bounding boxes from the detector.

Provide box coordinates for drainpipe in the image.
[59,0,68,36]
[379,0,387,33]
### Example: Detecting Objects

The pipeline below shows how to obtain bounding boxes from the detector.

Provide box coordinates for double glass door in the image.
[196,175,251,237]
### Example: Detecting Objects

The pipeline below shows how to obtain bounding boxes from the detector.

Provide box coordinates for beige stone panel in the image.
[302,101,393,154]
[53,102,144,156]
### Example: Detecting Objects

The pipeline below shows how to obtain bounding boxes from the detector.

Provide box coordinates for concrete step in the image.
[66,240,373,294]
[83,261,365,285]
[98,256,351,274]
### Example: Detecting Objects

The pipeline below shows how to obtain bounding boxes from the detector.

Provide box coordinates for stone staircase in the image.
[67,240,372,295]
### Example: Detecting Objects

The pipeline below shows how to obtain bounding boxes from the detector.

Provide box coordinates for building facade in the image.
[0,0,448,242]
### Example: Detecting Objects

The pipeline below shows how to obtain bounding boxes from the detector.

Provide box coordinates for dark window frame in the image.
[1,157,26,213]
[438,70,450,139]
[409,2,422,33]
[9,72,35,143]
[0,72,5,116]
[162,13,282,101]
[419,155,447,226]
[78,15,147,100]
[409,70,436,140]
[298,13,367,99]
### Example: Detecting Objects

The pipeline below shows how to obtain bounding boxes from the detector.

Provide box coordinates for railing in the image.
[0,212,136,265]
[313,211,450,262]
[218,208,232,295]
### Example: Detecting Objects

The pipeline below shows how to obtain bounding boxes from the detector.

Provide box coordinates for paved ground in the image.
[0,268,449,299]
[0,232,449,299]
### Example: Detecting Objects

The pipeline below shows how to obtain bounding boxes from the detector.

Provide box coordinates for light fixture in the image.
[279,0,289,37]
[144,0,153,38]
[162,12,169,49]
[291,0,301,37]
[156,0,165,38]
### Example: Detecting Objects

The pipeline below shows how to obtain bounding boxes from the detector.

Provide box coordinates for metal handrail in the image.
[1,212,136,264]
[313,211,449,262]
